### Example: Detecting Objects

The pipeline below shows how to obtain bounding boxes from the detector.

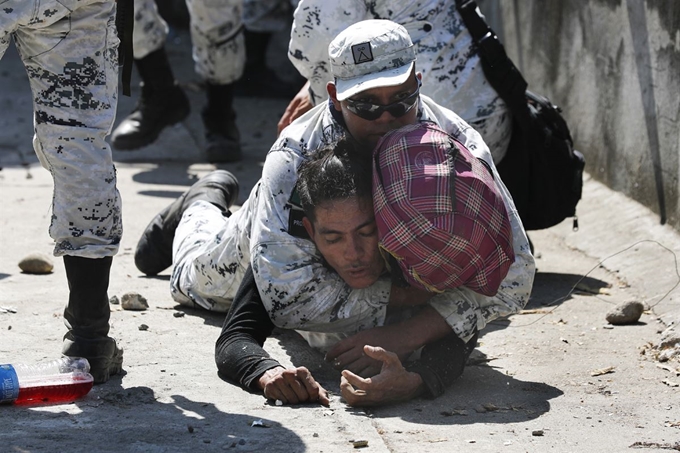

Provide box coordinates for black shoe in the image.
[202,108,242,163]
[111,83,190,150]
[62,334,124,385]
[134,170,240,276]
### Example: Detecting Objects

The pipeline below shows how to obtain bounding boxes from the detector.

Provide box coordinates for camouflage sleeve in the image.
[249,146,390,334]
[289,0,367,104]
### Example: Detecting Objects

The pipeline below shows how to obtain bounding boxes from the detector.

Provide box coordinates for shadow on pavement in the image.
[529,272,611,308]
[354,355,563,426]
[5,384,305,452]
[131,164,200,187]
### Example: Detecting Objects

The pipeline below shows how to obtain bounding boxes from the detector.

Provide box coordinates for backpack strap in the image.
[454,0,528,112]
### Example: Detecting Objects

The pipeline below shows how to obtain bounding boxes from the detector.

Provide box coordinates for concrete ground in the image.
[1,28,679,453]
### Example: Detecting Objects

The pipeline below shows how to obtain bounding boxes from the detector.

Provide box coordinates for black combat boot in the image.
[134,170,240,276]
[62,256,123,384]
[234,30,305,99]
[111,47,190,150]
[202,83,242,163]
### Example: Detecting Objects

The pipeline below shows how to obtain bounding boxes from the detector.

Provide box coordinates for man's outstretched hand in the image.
[325,324,416,377]
[340,345,423,407]
[258,366,330,406]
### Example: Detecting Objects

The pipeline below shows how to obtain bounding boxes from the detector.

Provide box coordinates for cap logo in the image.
[351,42,374,64]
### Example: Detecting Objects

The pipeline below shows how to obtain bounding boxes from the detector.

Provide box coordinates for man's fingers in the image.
[295,367,323,401]
[317,386,331,407]
[363,345,400,366]
[294,367,331,406]
[325,340,355,363]
[341,369,371,390]
[277,102,298,135]
[340,375,364,396]
[282,372,310,402]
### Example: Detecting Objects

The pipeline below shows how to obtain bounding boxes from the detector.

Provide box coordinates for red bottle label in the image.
[0,364,20,404]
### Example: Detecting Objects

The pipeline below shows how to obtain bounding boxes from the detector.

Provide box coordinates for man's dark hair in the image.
[297,136,372,222]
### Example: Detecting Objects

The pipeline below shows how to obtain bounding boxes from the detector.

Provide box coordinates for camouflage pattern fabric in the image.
[170,95,534,343]
[0,0,122,258]
[288,0,512,163]
[132,0,245,84]
[243,0,299,33]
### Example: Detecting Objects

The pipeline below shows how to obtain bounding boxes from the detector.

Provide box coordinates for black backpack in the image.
[456,0,585,231]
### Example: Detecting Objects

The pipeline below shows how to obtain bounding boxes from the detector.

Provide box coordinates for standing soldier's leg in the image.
[13,0,123,384]
[239,0,302,98]
[111,0,190,150]
[186,0,245,163]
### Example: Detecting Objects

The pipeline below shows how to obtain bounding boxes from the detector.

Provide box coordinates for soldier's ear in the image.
[327,82,342,112]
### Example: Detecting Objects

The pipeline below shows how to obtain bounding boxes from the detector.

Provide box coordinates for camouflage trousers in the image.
[171,201,252,313]
[0,0,122,258]
[243,0,299,33]
[133,0,245,84]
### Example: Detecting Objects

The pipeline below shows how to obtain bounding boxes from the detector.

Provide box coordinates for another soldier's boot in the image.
[202,83,242,163]
[134,170,240,276]
[111,47,190,150]
[62,256,124,384]
[235,30,304,99]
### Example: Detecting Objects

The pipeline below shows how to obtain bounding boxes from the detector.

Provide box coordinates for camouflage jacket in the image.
[248,96,534,342]
[289,0,505,127]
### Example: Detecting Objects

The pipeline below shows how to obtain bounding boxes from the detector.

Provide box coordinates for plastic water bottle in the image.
[0,357,94,405]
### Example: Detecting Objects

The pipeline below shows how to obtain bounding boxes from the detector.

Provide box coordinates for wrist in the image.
[256,366,285,390]
[406,370,425,399]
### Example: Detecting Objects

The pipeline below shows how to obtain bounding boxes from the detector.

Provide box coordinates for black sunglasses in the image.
[345,79,421,121]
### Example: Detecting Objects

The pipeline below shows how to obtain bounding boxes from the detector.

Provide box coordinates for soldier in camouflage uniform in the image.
[0,0,123,383]
[134,21,534,401]
[111,0,245,163]
[280,0,512,165]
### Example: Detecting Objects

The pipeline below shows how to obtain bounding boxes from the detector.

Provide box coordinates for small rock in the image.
[18,252,54,274]
[121,292,149,311]
[532,430,544,436]
[350,440,368,448]
[138,324,149,331]
[109,295,120,305]
[658,345,680,362]
[658,332,680,351]
[187,425,194,433]
[173,311,185,318]
[605,301,644,325]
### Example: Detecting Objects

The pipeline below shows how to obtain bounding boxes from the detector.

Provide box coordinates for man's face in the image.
[303,197,385,289]
[327,72,421,149]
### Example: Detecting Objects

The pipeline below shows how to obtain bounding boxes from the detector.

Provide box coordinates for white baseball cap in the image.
[329,20,417,101]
